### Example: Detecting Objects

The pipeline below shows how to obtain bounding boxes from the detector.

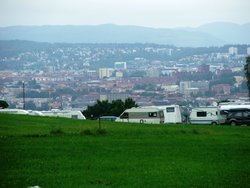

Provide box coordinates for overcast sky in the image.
[1,0,250,28]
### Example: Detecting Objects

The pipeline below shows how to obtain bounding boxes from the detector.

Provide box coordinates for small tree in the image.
[82,98,138,119]
[244,56,250,97]
[124,98,138,109]
[0,100,9,109]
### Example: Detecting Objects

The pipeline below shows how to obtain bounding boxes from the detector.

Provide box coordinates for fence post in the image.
[99,117,101,130]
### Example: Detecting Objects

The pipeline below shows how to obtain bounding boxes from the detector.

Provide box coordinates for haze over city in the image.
[1,0,250,28]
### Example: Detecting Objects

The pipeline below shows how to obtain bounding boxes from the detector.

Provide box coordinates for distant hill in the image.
[0,22,249,47]
[196,22,250,45]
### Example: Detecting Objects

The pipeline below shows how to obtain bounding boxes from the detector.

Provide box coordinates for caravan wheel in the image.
[140,119,144,124]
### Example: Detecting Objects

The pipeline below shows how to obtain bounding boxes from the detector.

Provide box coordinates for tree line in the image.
[244,56,250,97]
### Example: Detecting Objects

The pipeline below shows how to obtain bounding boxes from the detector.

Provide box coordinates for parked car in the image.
[99,116,117,121]
[225,109,250,126]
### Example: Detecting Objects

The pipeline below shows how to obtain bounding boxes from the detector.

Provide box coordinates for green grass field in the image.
[0,114,250,188]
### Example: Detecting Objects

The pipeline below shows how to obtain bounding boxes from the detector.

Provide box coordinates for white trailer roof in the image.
[125,107,161,113]
[219,104,250,110]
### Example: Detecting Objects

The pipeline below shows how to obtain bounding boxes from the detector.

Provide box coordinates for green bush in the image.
[96,128,107,135]
[50,127,64,135]
[80,128,94,135]
[80,128,107,136]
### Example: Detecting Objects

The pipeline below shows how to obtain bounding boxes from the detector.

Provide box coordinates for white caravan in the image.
[189,107,226,125]
[116,107,165,124]
[42,109,86,120]
[0,108,29,115]
[155,105,183,124]
[219,102,250,112]
[28,110,44,116]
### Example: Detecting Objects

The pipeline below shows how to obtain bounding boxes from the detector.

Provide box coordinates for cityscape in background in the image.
[0,41,249,111]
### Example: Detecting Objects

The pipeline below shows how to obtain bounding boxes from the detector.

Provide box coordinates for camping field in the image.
[0,114,250,188]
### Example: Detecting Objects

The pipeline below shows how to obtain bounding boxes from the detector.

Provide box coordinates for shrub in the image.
[24,134,48,138]
[96,128,107,135]
[79,128,107,136]
[80,128,94,135]
[50,127,64,135]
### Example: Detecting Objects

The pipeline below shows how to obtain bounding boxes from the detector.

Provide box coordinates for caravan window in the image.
[166,107,175,113]
[197,111,207,117]
[148,112,157,117]
[120,112,129,119]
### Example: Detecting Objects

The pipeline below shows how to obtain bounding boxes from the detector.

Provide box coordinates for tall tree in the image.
[244,56,250,97]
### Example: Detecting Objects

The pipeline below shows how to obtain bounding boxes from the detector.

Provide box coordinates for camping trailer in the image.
[41,109,86,120]
[189,107,226,125]
[0,108,86,120]
[154,105,183,124]
[0,108,29,115]
[28,110,44,116]
[116,107,165,124]
[140,105,183,124]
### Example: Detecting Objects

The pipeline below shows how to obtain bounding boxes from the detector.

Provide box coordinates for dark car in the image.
[99,116,117,121]
[225,109,250,126]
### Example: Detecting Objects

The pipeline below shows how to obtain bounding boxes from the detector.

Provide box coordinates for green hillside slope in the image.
[0,114,250,187]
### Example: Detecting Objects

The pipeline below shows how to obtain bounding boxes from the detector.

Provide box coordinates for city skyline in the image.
[1,0,250,28]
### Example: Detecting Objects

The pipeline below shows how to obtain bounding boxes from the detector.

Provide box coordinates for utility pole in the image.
[22,81,25,110]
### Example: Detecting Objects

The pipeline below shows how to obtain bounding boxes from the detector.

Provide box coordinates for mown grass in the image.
[0,114,250,188]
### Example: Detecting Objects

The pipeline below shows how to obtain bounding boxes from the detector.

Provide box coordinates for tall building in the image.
[114,62,127,70]
[179,81,190,94]
[228,47,238,55]
[99,68,114,79]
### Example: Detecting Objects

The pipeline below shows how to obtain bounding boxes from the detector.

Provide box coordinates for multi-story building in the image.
[99,68,114,79]
[228,47,238,55]
[100,93,129,102]
[179,81,190,94]
[114,62,127,70]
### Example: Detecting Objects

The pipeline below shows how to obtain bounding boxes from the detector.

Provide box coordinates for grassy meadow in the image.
[0,114,250,188]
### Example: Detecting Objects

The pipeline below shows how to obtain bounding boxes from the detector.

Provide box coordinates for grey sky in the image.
[1,0,250,28]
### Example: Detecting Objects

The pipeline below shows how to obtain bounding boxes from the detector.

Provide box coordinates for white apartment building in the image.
[114,62,127,70]
[228,47,238,55]
[179,81,190,94]
[99,68,114,79]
